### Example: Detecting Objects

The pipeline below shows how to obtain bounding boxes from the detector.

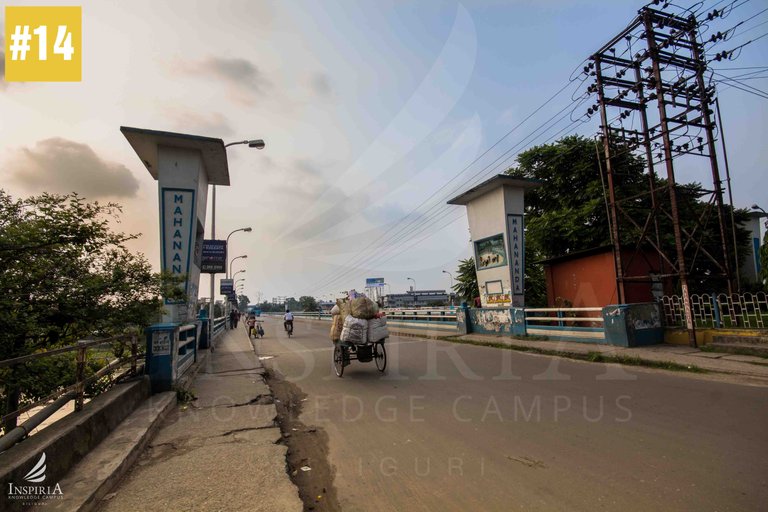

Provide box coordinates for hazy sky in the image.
[2,0,766,303]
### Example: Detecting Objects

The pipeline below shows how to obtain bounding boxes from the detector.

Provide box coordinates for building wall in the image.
[544,249,665,308]
[545,251,618,308]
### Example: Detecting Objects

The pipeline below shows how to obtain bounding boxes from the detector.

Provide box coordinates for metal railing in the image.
[177,324,197,375]
[212,315,228,339]
[0,333,142,451]
[661,292,768,329]
[523,307,604,327]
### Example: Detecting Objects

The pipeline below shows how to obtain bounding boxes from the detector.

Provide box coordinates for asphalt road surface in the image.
[255,317,768,512]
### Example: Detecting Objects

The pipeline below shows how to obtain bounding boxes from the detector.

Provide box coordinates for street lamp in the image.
[208,140,264,341]
[406,277,415,292]
[233,269,246,280]
[225,227,252,278]
[753,204,768,230]
[229,254,248,279]
[442,270,454,306]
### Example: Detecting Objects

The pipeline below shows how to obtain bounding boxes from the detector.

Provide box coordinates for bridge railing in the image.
[521,307,605,342]
[212,315,228,339]
[0,333,143,451]
[661,292,768,329]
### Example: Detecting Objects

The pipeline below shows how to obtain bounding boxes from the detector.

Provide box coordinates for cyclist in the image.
[283,310,294,334]
[246,314,257,338]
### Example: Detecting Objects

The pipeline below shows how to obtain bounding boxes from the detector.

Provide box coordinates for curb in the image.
[51,392,177,512]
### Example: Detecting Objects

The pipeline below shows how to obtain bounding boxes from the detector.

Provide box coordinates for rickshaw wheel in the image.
[333,343,345,377]
[375,342,387,372]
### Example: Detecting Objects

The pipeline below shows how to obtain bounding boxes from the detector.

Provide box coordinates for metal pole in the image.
[715,97,741,292]
[643,11,696,346]
[594,55,626,304]
[689,24,734,297]
[209,185,216,346]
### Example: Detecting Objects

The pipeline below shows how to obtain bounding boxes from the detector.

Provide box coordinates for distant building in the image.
[318,300,335,312]
[383,289,453,308]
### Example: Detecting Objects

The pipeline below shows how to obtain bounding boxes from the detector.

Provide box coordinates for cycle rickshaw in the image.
[333,336,387,377]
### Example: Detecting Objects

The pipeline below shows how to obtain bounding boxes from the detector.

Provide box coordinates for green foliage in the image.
[299,295,319,312]
[0,191,181,430]
[453,257,480,303]
[237,295,250,311]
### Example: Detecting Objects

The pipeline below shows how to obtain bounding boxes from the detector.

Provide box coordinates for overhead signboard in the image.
[220,278,234,294]
[366,277,385,287]
[201,240,227,274]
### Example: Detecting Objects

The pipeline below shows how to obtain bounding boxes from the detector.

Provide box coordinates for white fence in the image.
[661,292,768,329]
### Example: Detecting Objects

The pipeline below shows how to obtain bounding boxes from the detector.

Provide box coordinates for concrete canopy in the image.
[120,126,230,186]
[446,175,542,206]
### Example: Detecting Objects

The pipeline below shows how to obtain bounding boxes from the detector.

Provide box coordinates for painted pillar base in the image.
[145,323,180,393]
[511,307,527,336]
[602,303,663,347]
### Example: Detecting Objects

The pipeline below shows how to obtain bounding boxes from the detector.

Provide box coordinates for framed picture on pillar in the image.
[474,233,507,270]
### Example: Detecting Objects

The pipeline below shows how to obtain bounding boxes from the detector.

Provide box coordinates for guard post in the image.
[122,126,229,392]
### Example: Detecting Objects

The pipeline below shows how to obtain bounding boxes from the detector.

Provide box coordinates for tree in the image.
[453,258,479,303]
[0,191,180,431]
[238,295,250,311]
[299,295,318,312]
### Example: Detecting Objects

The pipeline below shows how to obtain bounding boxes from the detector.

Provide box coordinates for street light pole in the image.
[229,255,248,280]
[208,140,263,346]
[225,228,252,278]
[442,270,454,306]
[406,277,415,292]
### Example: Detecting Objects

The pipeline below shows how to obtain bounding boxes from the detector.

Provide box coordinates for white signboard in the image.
[161,188,196,304]
[152,332,171,356]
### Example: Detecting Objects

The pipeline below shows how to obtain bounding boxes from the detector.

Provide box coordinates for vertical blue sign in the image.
[161,188,195,304]
[507,214,524,296]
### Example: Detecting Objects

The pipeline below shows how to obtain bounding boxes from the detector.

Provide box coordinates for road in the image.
[255,317,768,512]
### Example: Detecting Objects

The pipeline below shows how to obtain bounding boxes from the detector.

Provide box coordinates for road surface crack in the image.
[227,394,275,407]
[507,455,546,469]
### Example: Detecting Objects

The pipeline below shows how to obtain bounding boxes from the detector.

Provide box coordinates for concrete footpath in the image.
[100,327,302,512]
[453,333,768,384]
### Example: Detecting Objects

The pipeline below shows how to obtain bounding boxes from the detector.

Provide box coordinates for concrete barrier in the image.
[0,377,151,511]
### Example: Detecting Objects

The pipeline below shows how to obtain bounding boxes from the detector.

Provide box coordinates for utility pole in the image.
[587,6,736,347]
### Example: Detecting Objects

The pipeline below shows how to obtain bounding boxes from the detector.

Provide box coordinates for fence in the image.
[522,307,605,342]
[0,333,143,451]
[661,292,768,329]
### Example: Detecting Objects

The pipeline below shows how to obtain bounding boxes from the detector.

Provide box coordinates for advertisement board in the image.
[220,278,234,294]
[201,240,227,273]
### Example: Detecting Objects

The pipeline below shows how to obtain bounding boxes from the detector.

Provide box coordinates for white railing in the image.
[661,292,768,329]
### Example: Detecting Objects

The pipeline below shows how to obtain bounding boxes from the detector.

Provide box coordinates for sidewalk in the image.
[101,327,302,512]
[454,333,768,384]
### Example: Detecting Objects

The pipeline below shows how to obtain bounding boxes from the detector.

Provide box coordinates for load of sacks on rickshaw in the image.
[330,295,388,344]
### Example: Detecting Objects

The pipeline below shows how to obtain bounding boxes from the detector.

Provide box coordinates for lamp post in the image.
[229,254,248,279]
[225,228,252,278]
[233,269,246,281]
[442,270,454,306]
[406,277,415,292]
[209,141,264,344]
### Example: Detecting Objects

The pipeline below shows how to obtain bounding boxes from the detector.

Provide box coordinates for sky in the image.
[2,0,766,303]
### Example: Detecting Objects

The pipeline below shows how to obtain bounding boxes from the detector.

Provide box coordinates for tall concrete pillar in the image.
[448,175,541,308]
[121,127,230,323]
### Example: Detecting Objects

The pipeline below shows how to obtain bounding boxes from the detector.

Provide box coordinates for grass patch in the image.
[435,336,708,374]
